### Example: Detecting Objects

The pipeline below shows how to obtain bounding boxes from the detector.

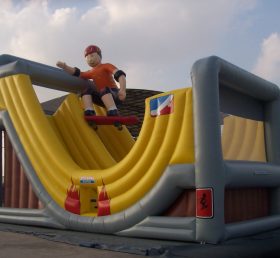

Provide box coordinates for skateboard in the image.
[85,115,139,130]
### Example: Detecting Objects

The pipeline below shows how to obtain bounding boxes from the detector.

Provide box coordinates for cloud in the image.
[0,0,258,101]
[252,33,280,85]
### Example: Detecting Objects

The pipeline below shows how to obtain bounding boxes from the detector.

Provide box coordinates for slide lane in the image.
[0,73,194,219]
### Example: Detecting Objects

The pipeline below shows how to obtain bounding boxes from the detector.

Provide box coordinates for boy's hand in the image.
[56,61,66,69]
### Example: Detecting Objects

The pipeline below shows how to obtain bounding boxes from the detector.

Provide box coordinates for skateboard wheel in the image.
[89,121,98,130]
[114,121,123,130]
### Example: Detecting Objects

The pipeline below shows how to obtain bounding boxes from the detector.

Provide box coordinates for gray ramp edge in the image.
[225,214,280,240]
[0,54,94,93]
[0,208,65,229]
[118,217,196,242]
[0,110,196,239]
[225,161,280,188]
[0,111,66,229]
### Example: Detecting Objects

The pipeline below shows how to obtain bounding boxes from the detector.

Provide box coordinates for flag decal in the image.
[150,94,174,117]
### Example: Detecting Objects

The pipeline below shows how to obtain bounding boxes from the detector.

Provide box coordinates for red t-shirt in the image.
[80,63,118,91]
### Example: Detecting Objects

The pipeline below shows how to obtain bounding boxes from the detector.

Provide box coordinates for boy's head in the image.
[84,45,102,58]
[84,45,102,67]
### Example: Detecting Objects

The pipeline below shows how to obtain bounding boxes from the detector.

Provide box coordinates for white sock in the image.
[108,105,117,111]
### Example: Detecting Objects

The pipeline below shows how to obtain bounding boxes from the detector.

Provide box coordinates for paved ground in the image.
[0,231,144,258]
[1,223,280,258]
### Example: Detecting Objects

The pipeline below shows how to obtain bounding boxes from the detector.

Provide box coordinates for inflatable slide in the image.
[1,55,280,244]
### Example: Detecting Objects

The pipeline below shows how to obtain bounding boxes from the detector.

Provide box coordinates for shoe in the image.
[84,110,96,116]
[107,109,119,116]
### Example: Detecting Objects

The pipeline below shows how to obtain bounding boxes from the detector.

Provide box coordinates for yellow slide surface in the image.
[0,74,194,216]
[222,115,266,162]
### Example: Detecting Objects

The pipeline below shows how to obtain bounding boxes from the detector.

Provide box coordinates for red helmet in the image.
[84,45,102,58]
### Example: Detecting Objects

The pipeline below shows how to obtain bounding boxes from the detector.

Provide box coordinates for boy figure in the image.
[56,45,126,116]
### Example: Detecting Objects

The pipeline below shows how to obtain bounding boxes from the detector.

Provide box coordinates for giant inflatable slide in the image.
[0,55,280,244]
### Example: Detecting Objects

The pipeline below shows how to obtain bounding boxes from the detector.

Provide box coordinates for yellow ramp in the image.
[0,74,194,216]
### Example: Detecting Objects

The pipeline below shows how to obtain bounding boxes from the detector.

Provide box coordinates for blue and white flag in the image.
[150,94,174,117]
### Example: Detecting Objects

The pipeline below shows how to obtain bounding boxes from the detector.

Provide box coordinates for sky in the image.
[1,0,280,102]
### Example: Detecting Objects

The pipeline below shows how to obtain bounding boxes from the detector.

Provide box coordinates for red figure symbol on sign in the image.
[200,193,208,210]
[196,188,213,218]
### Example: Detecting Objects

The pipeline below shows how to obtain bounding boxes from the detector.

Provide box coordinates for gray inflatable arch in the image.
[192,56,280,243]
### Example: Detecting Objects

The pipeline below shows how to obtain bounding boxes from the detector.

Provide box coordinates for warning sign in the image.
[196,188,213,218]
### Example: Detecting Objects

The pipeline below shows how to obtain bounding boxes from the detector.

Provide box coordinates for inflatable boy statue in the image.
[57,45,126,116]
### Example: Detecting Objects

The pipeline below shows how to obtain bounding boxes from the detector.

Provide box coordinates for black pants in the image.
[81,86,123,107]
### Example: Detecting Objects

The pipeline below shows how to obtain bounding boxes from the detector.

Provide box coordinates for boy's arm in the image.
[113,69,126,101]
[118,75,126,101]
